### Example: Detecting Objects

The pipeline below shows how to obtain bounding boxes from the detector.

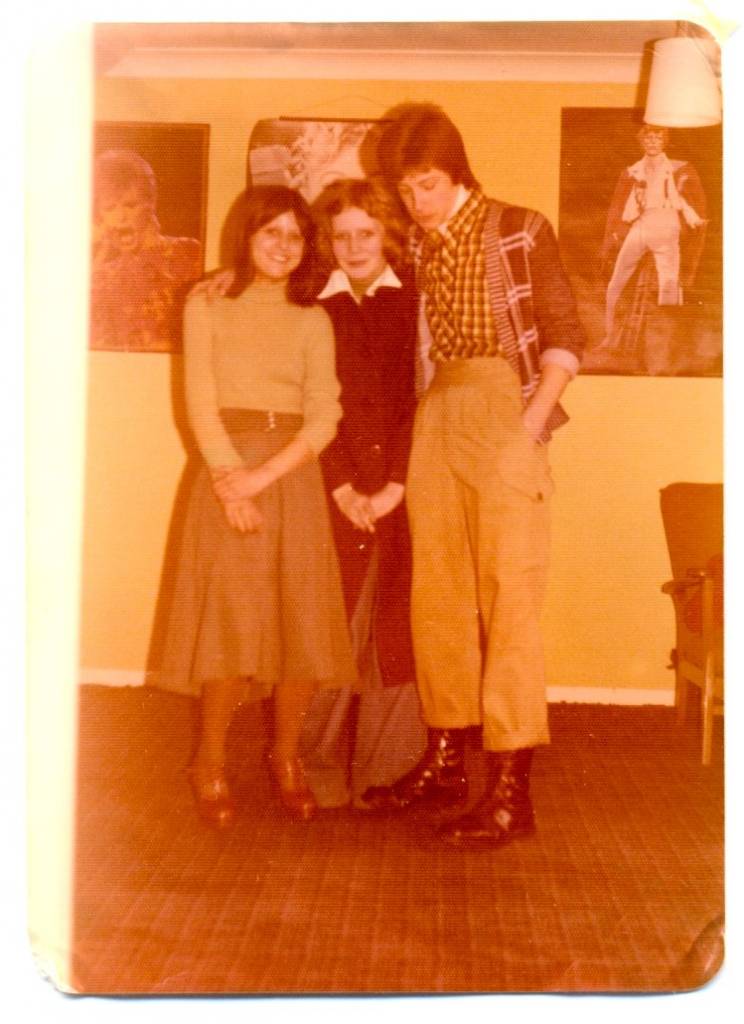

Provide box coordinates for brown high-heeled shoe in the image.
[268,753,317,821]
[188,764,237,830]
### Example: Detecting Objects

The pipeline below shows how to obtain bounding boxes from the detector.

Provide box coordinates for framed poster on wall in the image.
[559,107,722,376]
[90,122,210,352]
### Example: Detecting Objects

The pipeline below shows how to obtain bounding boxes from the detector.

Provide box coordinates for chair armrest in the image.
[661,571,707,596]
[663,568,721,645]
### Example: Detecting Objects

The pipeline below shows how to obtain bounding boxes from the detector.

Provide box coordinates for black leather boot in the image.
[360,727,468,812]
[438,747,536,846]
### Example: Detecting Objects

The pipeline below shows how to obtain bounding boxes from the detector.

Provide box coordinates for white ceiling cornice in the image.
[105,47,645,82]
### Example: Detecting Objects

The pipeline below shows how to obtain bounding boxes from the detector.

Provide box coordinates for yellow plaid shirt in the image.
[416,189,502,361]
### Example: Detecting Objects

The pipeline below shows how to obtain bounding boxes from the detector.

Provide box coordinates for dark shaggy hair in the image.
[311,177,409,273]
[376,102,478,190]
[226,185,321,305]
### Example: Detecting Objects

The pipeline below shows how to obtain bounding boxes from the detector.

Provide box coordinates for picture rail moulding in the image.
[104,47,646,83]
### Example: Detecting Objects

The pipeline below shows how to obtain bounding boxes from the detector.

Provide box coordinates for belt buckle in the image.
[265,411,276,432]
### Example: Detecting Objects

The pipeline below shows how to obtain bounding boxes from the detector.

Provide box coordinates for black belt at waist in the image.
[219,408,304,433]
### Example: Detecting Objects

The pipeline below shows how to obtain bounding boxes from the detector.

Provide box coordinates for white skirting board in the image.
[79,670,675,706]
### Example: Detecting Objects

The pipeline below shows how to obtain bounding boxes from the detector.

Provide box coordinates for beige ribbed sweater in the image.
[184,280,341,468]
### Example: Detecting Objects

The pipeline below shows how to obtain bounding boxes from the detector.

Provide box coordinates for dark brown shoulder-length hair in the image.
[226,185,321,305]
[311,176,410,273]
[376,102,479,189]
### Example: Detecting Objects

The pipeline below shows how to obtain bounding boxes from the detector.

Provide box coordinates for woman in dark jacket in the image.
[300,177,426,808]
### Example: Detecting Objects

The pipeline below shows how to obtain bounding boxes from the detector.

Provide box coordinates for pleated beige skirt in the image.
[157,413,357,701]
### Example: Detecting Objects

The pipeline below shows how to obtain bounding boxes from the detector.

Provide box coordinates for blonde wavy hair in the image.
[311,177,409,274]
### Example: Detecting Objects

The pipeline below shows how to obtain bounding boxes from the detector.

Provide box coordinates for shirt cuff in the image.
[331,482,353,501]
[540,347,581,378]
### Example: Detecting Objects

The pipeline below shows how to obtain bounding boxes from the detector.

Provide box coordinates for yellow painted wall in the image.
[80,75,722,696]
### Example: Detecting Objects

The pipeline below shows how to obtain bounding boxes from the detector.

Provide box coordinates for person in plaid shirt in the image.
[362,103,586,847]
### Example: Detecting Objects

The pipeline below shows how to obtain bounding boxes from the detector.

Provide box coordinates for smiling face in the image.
[330,206,388,296]
[396,167,461,231]
[96,185,154,253]
[249,210,305,283]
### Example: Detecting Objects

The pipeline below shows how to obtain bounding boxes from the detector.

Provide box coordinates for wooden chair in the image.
[660,483,723,765]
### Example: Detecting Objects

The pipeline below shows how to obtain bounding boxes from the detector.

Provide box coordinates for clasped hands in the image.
[210,465,268,533]
[211,467,404,534]
[333,481,405,533]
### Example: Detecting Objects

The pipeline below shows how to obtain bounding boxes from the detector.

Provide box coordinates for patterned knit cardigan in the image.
[483,200,586,442]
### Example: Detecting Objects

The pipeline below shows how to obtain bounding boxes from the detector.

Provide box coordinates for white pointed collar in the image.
[627,152,684,182]
[438,184,471,235]
[317,264,403,302]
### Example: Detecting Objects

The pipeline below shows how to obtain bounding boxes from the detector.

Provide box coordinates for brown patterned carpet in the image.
[71,685,724,995]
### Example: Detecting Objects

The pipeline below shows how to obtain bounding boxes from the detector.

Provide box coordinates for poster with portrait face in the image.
[90,122,209,352]
[559,107,722,376]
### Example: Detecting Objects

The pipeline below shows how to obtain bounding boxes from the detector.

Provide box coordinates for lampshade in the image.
[644,36,722,127]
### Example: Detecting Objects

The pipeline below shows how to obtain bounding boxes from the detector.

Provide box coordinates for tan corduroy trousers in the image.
[406,357,553,752]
